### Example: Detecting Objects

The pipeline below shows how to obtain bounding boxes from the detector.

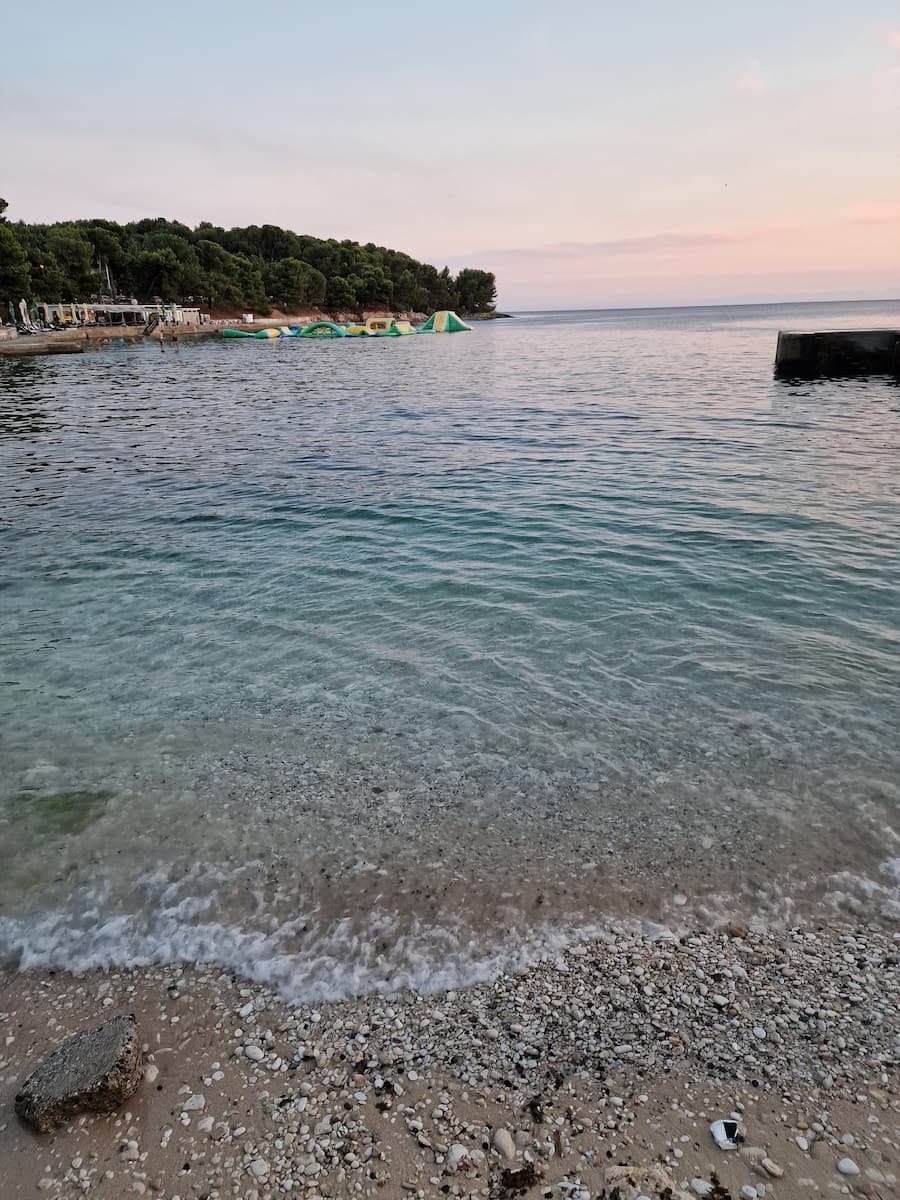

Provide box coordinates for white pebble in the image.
[492,1128,516,1161]
[837,1159,860,1176]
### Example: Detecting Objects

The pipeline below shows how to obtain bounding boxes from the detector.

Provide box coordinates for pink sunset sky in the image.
[3,2,899,309]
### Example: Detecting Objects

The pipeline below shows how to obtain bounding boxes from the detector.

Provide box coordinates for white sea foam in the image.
[4,854,898,1004]
[0,894,610,1004]
[823,855,900,923]
[4,842,899,1006]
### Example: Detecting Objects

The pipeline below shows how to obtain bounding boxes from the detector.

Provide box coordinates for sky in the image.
[3,1,900,309]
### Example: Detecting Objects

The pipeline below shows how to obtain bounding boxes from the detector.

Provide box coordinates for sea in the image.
[1,300,899,1000]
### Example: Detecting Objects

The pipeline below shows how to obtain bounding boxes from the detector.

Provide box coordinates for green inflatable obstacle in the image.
[223,311,473,342]
[222,325,302,339]
[298,321,348,338]
[418,310,472,333]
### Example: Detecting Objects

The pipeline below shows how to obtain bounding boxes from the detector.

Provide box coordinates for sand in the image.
[1,923,898,1198]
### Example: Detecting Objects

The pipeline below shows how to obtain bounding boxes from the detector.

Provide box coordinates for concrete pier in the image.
[775,329,900,378]
[0,323,220,358]
[0,338,85,358]
[0,338,85,355]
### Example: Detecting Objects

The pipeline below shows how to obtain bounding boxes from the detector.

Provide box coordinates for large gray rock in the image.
[15,1014,142,1132]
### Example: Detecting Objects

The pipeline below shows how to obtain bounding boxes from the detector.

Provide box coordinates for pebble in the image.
[492,1127,516,1161]
[244,1045,264,1062]
[248,1159,268,1179]
[446,1144,469,1173]
[761,1158,783,1178]
[837,1158,860,1176]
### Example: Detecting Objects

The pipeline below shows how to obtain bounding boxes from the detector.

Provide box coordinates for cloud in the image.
[848,201,900,224]
[556,232,754,254]
[455,227,796,263]
[734,56,767,95]
[884,28,900,52]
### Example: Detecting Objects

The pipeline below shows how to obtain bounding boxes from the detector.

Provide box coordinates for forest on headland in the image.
[0,199,497,316]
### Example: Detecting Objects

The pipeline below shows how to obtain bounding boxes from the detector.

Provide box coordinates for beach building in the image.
[40,302,208,327]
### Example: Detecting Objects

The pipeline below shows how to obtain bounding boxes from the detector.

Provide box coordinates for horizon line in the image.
[504,296,900,315]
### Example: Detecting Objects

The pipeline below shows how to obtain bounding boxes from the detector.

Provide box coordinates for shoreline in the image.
[0,308,505,357]
[2,922,897,1198]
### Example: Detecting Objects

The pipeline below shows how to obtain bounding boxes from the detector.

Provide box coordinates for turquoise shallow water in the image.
[1,301,900,996]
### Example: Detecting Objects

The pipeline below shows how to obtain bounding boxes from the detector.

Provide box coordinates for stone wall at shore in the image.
[0,323,221,357]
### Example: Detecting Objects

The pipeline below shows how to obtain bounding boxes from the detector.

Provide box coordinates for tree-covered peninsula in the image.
[0,200,497,317]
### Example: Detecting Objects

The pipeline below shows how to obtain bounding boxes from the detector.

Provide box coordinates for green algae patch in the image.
[2,790,113,839]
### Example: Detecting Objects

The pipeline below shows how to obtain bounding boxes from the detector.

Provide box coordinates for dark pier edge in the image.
[775,329,900,379]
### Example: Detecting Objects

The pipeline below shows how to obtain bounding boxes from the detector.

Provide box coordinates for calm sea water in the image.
[2,301,900,997]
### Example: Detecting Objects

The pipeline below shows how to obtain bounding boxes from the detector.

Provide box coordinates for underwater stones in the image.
[15,1015,142,1132]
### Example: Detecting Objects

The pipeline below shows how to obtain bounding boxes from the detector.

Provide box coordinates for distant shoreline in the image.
[0,308,510,358]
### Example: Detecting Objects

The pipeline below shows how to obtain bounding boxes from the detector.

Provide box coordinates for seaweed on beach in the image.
[497,1162,538,1196]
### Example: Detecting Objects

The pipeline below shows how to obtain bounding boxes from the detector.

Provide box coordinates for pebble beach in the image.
[2,922,898,1198]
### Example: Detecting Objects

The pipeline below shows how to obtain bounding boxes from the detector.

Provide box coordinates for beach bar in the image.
[38,302,207,327]
[775,328,900,378]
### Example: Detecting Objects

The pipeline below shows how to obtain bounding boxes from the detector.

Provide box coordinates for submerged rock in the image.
[15,1014,142,1132]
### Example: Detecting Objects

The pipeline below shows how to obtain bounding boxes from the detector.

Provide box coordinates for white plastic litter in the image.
[710,1118,741,1150]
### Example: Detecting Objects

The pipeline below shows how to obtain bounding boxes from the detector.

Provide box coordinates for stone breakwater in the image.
[0,923,897,1198]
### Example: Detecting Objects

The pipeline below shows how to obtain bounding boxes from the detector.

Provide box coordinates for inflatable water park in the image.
[222,311,472,340]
